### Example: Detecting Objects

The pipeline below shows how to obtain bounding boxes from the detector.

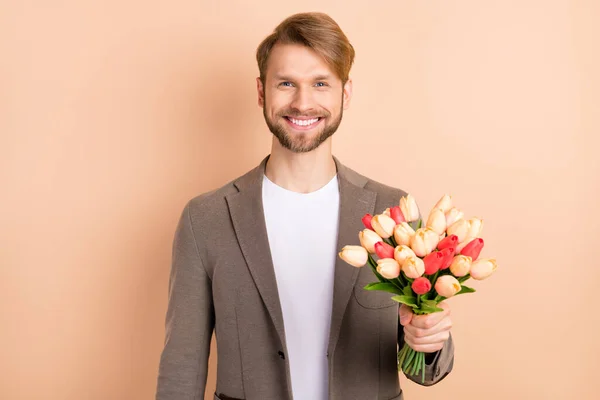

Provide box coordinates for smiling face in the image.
[257,43,352,153]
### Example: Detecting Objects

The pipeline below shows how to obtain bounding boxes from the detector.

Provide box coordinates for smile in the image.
[285,117,322,129]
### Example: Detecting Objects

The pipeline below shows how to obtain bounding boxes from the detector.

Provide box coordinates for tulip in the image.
[435,275,461,298]
[449,255,472,277]
[460,238,484,261]
[394,222,415,247]
[445,207,464,227]
[394,245,416,265]
[422,251,445,275]
[433,194,453,213]
[390,206,406,224]
[426,208,447,235]
[439,247,455,270]
[362,214,374,230]
[410,227,439,257]
[447,219,470,243]
[383,208,391,217]
[402,256,425,279]
[438,234,458,251]
[371,214,396,239]
[470,258,497,280]
[376,258,401,279]
[359,229,382,254]
[338,245,368,267]
[468,218,484,238]
[455,237,475,253]
[400,194,420,222]
[374,241,395,259]
[412,277,432,295]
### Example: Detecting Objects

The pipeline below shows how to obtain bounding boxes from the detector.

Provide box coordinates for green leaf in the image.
[363,282,403,295]
[403,286,413,297]
[456,285,476,296]
[391,295,418,307]
[419,299,445,313]
[458,274,471,284]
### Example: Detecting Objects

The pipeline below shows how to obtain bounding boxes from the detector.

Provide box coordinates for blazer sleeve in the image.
[156,202,215,399]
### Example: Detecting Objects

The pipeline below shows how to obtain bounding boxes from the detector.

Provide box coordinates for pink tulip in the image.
[423,251,445,275]
[412,277,432,295]
[435,275,461,298]
[437,234,458,251]
[460,238,484,261]
[362,214,373,230]
[439,247,455,270]
[374,241,395,259]
[390,206,406,224]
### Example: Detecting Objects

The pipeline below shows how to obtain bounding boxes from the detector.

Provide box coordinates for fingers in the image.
[404,312,452,338]
[410,301,451,329]
[403,329,447,353]
[398,304,413,326]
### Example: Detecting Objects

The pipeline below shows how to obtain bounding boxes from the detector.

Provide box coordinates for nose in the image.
[289,87,314,114]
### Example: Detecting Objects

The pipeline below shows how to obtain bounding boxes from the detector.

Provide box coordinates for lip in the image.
[284,116,323,131]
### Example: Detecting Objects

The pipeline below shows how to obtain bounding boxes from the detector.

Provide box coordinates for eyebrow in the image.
[273,74,332,81]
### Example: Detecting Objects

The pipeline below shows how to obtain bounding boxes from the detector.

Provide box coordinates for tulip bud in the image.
[426,208,447,235]
[468,218,484,238]
[383,208,391,217]
[394,245,416,265]
[338,245,369,268]
[393,222,415,246]
[438,234,458,251]
[376,258,401,279]
[447,219,470,243]
[359,229,382,254]
[402,256,425,279]
[470,258,497,280]
[435,275,461,298]
[410,227,439,257]
[423,251,445,275]
[390,206,406,224]
[399,194,420,222]
[445,207,464,227]
[433,194,453,213]
[362,214,374,230]
[460,238,484,261]
[412,277,432,295]
[449,255,472,277]
[455,237,475,253]
[374,241,395,259]
[439,247,455,270]
[371,214,396,239]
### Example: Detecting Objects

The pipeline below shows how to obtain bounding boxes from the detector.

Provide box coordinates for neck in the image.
[265,138,337,194]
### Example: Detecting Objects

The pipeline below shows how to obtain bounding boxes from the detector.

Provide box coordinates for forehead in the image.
[265,43,337,81]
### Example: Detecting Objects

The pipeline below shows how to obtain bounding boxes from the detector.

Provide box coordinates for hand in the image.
[399,301,452,353]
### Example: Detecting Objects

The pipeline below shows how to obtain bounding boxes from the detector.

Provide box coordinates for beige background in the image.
[2,1,599,399]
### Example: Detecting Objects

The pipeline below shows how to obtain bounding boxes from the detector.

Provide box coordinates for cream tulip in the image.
[399,194,420,222]
[470,258,497,280]
[433,194,453,213]
[393,222,415,246]
[383,207,391,217]
[468,218,484,238]
[410,227,439,257]
[371,214,396,239]
[394,245,416,265]
[435,275,461,298]
[338,245,369,268]
[359,229,382,254]
[402,256,425,279]
[445,207,464,227]
[376,258,401,279]
[449,255,472,277]
[426,208,447,235]
[447,219,470,243]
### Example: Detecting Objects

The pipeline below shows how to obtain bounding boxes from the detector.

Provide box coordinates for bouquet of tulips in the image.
[338,194,497,383]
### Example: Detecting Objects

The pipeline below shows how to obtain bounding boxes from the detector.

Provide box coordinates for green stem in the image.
[421,352,426,383]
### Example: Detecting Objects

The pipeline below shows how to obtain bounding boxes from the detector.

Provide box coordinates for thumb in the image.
[399,304,413,326]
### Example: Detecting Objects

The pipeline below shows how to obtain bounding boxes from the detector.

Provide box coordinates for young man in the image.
[156,12,454,400]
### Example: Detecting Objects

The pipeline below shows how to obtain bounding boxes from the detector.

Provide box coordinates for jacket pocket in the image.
[214,393,244,400]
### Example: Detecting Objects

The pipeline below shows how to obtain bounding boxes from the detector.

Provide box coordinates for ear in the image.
[256,77,265,108]
[342,77,353,110]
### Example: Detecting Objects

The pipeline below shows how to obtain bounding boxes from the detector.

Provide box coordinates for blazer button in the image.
[278,351,286,360]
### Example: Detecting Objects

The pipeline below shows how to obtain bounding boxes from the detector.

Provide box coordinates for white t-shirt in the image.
[262,173,340,400]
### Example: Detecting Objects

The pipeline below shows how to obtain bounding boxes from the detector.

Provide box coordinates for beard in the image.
[263,98,344,153]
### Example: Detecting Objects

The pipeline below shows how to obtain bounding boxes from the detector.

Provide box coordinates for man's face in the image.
[257,43,352,153]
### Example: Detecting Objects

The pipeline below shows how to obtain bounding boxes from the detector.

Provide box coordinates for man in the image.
[156,12,454,400]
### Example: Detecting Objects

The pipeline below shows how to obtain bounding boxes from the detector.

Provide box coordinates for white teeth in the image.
[289,117,319,127]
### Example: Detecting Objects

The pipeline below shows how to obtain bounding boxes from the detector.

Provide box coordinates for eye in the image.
[279,81,293,87]
[315,82,328,87]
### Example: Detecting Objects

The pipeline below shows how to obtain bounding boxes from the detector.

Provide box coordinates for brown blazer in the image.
[156,155,454,400]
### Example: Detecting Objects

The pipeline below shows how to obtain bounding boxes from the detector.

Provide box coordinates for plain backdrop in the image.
[1,1,599,399]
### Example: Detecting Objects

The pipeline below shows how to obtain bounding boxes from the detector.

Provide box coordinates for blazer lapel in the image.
[327,156,377,357]
[226,155,288,350]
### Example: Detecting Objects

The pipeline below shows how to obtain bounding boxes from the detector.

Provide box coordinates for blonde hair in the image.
[256,12,355,84]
